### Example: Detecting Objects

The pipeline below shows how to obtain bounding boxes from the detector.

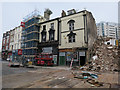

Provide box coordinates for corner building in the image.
[59,10,97,66]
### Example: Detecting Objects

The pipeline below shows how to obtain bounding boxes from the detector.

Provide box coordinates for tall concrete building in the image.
[97,22,119,39]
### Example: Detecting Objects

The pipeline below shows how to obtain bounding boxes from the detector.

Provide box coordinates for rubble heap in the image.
[85,37,119,72]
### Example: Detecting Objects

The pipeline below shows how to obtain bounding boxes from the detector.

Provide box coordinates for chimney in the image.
[67,9,76,15]
[44,8,52,21]
[61,10,66,17]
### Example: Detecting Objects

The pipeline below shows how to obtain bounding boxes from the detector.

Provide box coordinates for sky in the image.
[0,1,119,51]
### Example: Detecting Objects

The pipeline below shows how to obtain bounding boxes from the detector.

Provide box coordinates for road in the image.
[2,60,119,88]
[2,61,38,76]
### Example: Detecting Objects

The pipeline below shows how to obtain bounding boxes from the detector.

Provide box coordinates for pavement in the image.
[2,60,119,88]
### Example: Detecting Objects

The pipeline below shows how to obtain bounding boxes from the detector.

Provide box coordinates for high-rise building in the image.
[97,22,119,39]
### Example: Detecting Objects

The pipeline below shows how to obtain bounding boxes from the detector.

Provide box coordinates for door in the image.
[80,56,86,66]
[79,51,86,66]
[59,52,66,66]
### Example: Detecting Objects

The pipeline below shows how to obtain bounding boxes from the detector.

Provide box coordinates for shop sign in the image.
[18,49,22,55]
[59,49,74,52]
[79,51,85,56]
[59,52,65,56]
[42,47,52,53]
[21,22,25,27]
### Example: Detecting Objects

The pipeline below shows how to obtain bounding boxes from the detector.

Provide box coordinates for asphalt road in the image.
[1,59,119,88]
[2,60,39,76]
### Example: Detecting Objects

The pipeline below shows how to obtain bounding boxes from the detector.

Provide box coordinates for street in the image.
[2,60,119,88]
[2,61,38,76]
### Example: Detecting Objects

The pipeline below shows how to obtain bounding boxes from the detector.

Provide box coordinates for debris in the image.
[90,74,98,79]
[87,79,103,87]
[84,37,119,72]
[92,55,98,60]
[107,46,113,49]
[72,71,98,79]
[71,66,80,70]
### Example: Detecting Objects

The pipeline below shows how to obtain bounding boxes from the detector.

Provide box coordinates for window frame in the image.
[67,20,75,31]
[68,35,76,43]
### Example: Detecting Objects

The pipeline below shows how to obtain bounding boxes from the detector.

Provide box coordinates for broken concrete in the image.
[81,37,119,72]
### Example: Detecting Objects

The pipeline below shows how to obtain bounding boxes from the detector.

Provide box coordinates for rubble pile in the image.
[85,37,119,72]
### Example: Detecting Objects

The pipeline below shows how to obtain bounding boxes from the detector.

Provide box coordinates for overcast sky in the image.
[0,1,119,50]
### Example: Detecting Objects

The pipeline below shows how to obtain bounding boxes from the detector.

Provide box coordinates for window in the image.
[67,31,76,43]
[67,20,75,31]
[18,43,19,49]
[49,32,54,41]
[42,34,46,42]
[3,39,5,44]
[51,23,54,29]
[43,25,46,30]
[49,29,55,41]
[18,34,19,39]
[41,30,46,42]
[68,35,75,43]
[41,25,47,42]
[6,46,8,50]
[69,23,74,31]
[7,36,9,43]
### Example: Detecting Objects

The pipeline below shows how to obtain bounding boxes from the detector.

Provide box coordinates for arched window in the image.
[67,20,75,31]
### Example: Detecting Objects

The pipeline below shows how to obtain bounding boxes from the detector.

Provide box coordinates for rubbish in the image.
[87,79,103,87]
[82,73,91,77]
[9,64,20,67]
[92,55,98,60]
[84,37,119,72]
[72,71,98,79]
[113,69,120,72]
[71,66,80,70]
[107,46,113,49]
[83,76,88,79]
[90,74,98,79]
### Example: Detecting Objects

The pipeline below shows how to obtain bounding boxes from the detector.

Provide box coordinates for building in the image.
[11,26,23,61]
[1,9,97,66]
[59,9,97,66]
[9,29,15,61]
[21,10,45,60]
[97,22,118,39]
[2,31,10,60]
[38,18,60,65]
[38,9,97,66]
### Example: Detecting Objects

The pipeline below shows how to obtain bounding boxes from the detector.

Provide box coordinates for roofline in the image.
[60,10,87,19]
[39,17,60,24]
[39,10,88,25]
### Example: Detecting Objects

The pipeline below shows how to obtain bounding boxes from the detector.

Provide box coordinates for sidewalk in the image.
[34,65,71,71]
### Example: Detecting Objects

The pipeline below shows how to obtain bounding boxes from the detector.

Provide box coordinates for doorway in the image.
[80,56,86,66]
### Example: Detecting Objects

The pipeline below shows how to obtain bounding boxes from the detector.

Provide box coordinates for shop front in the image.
[59,48,87,66]
[8,51,12,61]
[12,49,22,63]
[38,41,59,66]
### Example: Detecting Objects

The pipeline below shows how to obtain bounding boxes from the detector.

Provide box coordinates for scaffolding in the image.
[21,9,41,59]
[23,9,41,22]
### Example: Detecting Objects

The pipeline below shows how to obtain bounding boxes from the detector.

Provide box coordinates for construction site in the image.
[2,36,120,88]
[1,8,120,89]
